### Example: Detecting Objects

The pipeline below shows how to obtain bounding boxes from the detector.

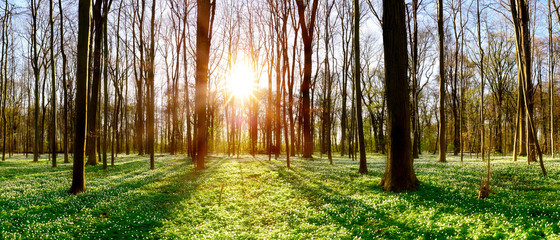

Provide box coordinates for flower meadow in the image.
[0,153,559,239]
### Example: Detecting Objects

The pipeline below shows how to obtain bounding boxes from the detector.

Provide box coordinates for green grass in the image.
[0,153,559,239]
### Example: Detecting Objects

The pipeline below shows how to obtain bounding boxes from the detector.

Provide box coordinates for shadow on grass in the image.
[260,157,560,239]
[83,156,227,239]
[258,160,443,239]
[0,155,225,239]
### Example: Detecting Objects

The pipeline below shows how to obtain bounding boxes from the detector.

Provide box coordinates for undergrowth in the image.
[0,153,559,239]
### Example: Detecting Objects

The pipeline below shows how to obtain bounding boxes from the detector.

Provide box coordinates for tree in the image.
[549,0,554,159]
[69,0,91,195]
[450,0,461,156]
[322,0,334,164]
[133,0,145,156]
[183,6,193,158]
[85,0,106,165]
[337,0,351,157]
[147,0,156,170]
[58,0,69,164]
[30,0,40,162]
[379,0,418,192]
[1,1,10,162]
[510,0,546,176]
[102,0,112,170]
[354,0,367,174]
[50,0,56,168]
[295,0,318,159]
[194,0,215,170]
[477,0,484,162]
[410,0,420,159]
[437,0,446,163]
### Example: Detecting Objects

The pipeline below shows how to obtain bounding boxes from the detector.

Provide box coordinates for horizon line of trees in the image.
[0,0,555,193]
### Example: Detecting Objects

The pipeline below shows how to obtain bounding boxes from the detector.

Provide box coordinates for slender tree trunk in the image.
[69,0,91,195]
[411,0,419,159]
[147,0,156,170]
[112,0,123,166]
[324,1,333,164]
[50,0,57,167]
[477,0,485,162]
[194,0,214,170]
[549,0,555,159]
[86,0,103,165]
[58,0,69,163]
[102,0,111,170]
[354,0,367,174]
[1,4,7,162]
[31,0,40,162]
[459,0,464,162]
[182,14,192,158]
[452,2,460,156]
[339,1,349,157]
[295,0,318,159]
[438,0,446,163]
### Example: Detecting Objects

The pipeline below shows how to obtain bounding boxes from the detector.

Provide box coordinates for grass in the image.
[0,153,559,239]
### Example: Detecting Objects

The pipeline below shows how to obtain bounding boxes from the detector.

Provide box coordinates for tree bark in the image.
[86,0,103,165]
[69,0,91,195]
[102,0,111,170]
[510,0,546,176]
[147,0,156,170]
[379,0,418,192]
[31,0,40,162]
[354,0,367,174]
[295,0,318,159]
[477,0,485,162]
[549,0,555,159]
[50,0,57,167]
[438,0,446,162]
[58,0,69,163]
[411,0,420,159]
[194,0,214,170]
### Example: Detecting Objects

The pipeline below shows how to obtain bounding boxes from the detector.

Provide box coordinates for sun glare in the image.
[227,62,255,98]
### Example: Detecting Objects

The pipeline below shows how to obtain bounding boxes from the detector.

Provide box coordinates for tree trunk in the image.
[59,0,70,164]
[194,0,214,170]
[50,0,57,167]
[510,0,546,176]
[438,0,446,163]
[354,0,367,174]
[69,0,91,195]
[550,0,555,158]
[182,13,192,158]
[31,0,40,162]
[102,0,111,170]
[147,0,156,170]
[86,0,103,165]
[1,3,7,162]
[379,0,418,192]
[477,0,485,162]
[295,0,318,159]
[411,0,419,159]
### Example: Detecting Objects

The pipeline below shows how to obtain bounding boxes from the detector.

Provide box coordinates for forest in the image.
[0,0,559,238]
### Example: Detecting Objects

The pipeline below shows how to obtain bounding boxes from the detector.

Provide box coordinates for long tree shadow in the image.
[260,160,443,239]
[261,158,560,238]
[0,155,226,239]
[83,156,227,239]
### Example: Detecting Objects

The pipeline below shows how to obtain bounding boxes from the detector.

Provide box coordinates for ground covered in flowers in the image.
[0,153,559,239]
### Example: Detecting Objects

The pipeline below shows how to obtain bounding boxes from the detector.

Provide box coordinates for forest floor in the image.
[0,153,559,239]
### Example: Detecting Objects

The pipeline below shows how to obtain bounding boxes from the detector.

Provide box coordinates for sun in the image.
[227,62,255,98]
